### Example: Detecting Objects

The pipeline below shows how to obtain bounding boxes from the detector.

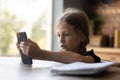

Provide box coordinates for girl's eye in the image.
[57,33,71,37]
[64,33,70,36]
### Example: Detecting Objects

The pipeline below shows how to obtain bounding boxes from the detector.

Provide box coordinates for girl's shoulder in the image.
[86,49,101,63]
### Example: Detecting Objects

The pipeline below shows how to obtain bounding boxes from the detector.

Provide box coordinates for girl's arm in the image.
[39,50,95,63]
[19,40,95,63]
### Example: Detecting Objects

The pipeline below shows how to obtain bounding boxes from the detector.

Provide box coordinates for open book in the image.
[51,61,116,75]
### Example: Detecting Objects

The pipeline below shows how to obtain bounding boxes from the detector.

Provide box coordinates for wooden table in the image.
[0,57,120,80]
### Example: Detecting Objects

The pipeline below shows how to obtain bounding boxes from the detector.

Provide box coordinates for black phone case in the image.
[17,32,32,65]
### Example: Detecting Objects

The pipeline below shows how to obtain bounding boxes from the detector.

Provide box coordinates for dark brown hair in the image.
[57,8,90,55]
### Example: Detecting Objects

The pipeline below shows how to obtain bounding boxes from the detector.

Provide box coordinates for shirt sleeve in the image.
[86,49,101,63]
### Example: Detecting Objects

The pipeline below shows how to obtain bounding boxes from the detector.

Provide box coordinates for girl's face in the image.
[56,21,82,52]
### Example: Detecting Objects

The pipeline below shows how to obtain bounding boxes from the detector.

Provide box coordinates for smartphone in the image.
[17,32,32,65]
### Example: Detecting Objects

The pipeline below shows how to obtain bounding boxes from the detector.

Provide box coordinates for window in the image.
[0,0,52,56]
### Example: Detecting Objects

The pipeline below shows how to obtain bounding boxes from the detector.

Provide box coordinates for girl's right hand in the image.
[19,39,42,59]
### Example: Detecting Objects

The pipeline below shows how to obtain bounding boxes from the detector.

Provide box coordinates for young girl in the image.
[18,8,101,63]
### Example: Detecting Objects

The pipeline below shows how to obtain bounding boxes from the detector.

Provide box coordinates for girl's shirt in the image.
[86,49,101,63]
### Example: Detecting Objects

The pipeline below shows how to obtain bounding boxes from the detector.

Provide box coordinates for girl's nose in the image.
[59,35,65,43]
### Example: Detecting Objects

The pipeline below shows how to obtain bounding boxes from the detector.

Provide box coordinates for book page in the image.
[51,61,116,75]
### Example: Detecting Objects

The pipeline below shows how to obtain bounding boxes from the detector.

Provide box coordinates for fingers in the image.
[17,39,38,57]
[16,42,20,49]
[18,41,29,55]
[20,41,27,46]
[27,38,31,41]
[27,39,35,44]
[16,38,34,56]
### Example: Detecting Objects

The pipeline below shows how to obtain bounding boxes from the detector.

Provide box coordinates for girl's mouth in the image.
[61,45,66,48]
[60,45,67,51]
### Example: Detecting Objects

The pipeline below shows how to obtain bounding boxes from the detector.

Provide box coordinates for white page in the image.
[51,61,116,75]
